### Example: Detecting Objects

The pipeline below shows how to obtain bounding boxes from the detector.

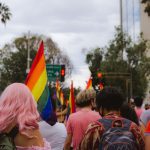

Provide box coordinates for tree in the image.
[0,33,73,91]
[0,2,11,24]
[0,35,37,91]
[86,27,150,98]
[141,0,150,16]
[86,47,103,89]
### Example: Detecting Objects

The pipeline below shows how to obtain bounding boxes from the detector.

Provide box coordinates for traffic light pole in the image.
[103,72,132,101]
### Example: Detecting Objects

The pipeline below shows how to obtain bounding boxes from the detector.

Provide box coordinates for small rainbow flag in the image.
[25,41,53,120]
[86,77,93,89]
[60,90,64,106]
[56,79,61,100]
[69,80,75,113]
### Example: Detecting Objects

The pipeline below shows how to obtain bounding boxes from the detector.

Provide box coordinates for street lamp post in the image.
[120,0,123,33]
[26,31,30,74]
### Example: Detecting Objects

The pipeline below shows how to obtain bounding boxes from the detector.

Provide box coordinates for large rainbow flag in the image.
[25,41,53,120]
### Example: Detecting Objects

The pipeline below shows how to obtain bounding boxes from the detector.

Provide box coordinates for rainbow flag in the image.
[60,90,64,105]
[86,77,93,89]
[25,41,53,120]
[69,80,75,113]
[56,79,61,99]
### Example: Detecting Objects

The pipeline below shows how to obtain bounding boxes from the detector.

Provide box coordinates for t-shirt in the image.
[140,109,150,126]
[145,121,150,136]
[66,108,101,150]
[135,107,144,119]
[39,121,67,150]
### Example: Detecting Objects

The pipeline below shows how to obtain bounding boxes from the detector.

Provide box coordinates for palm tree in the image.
[0,2,11,24]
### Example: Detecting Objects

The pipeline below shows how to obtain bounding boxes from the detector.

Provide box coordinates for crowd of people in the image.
[0,82,150,150]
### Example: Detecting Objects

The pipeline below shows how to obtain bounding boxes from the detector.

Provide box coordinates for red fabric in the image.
[25,41,44,84]
[67,109,100,150]
[135,107,144,119]
[145,121,150,133]
[70,81,75,113]
[86,78,92,89]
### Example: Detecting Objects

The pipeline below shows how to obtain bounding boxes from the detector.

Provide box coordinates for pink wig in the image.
[0,83,40,135]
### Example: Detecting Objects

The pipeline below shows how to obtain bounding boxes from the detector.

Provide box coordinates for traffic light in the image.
[60,65,65,82]
[99,83,104,90]
[97,72,102,78]
[97,72,104,90]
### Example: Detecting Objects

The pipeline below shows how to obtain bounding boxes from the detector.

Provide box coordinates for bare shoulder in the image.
[14,128,44,147]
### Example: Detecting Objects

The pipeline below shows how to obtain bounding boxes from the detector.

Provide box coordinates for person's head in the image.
[129,98,135,108]
[134,96,144,107]
[75,89,96,108]
[96,86,125,116]
[120,102,139,125]
[145,102,150,110]
[45,111,57,126]
[0,83,39,134]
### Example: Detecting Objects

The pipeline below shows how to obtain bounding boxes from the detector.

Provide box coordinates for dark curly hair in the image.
[120,102,139,126]
[96,86,125,111]
[134,96,144,107]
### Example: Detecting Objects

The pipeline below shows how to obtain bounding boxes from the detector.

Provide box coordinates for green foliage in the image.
[105,27,131,61]
[0,36,37,91]
[86,27,150,98]
[86,48,103,87]
[141,0,150,16]
[0,2,11,24]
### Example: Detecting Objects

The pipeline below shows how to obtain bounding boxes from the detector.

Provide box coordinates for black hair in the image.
[45,111,57,126]
[134,96,143,107]
[120,102,139,126]
[61,104,67,110]
[96,86,125,111]
[145,103,150,110]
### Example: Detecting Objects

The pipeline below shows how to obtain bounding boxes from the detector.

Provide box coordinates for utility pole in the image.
[126,0,129,34]
[26,31,30,74]
[120,0,124,60]
[132,0,135,42]
[120,0,123,33]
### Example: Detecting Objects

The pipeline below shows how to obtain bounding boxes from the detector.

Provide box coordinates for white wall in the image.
[140,3,150,41]
[140,3,150,100]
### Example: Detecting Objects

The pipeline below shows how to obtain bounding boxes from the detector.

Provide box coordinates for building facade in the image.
[140,3,150,40]
[140,2,150,101]
[140,2,150,56]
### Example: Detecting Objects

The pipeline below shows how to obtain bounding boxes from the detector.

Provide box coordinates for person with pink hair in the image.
[0,83,51,150]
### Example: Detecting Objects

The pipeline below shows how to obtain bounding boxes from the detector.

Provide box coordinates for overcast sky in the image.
[0,0,140,88]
